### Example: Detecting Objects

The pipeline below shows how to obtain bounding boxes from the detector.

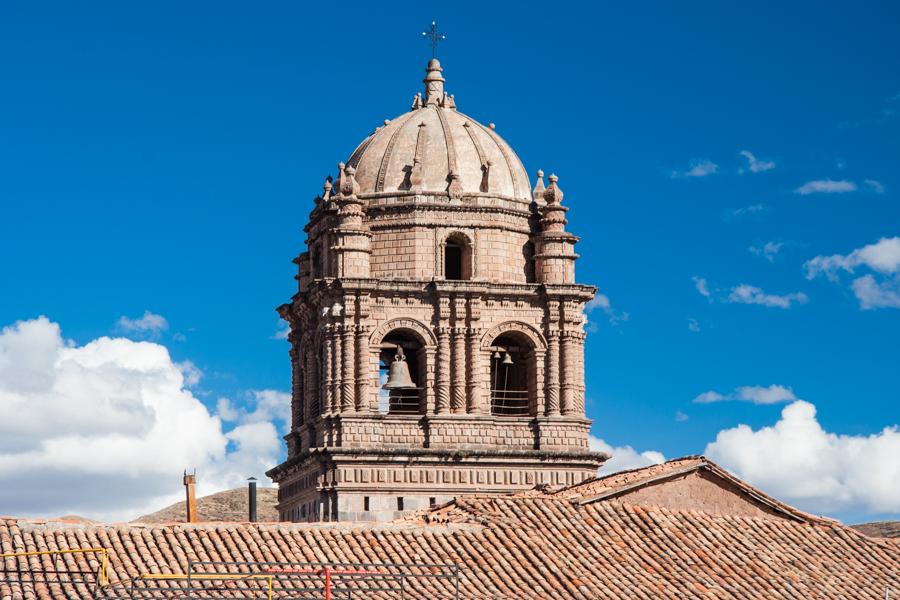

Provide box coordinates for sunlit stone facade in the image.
[267,59,605,522]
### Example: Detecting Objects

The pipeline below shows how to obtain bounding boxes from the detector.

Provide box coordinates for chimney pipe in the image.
[183,470,198,523]
[248,477,258,523]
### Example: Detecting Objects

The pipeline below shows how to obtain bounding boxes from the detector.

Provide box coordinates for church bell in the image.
[383,347,416,389]
[501,352,514,366]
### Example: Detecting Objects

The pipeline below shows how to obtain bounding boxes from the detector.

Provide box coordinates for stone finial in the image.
[543,174,564,205]
[322,176,333,201]
[446,94,456,110]
[447,171,463,200]
[532,169,546,202]
[340,164,360,197]
[411,93,423,110]
[424,58,446,105]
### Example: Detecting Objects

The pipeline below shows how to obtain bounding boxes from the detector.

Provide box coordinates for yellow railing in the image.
[0,547,109,587]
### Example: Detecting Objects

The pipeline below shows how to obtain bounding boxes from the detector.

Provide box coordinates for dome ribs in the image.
[374,111,418,193]
[465,114,523,200]
[463,121,491,193]
[434,106,463,199]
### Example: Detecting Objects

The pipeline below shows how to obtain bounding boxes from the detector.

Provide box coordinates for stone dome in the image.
[346,59,531,203]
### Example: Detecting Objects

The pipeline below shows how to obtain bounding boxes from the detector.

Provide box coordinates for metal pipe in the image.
[248,477,258,523]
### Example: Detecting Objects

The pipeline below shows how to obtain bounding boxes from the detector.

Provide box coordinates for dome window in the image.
[442,233,472,280]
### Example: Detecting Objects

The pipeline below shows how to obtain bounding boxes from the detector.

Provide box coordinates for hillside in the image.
[851,521,900,539]
[134,487,279,523]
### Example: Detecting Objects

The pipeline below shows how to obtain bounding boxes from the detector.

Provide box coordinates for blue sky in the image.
[1,2,898,523]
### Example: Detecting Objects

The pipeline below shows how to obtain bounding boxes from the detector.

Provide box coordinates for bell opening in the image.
[489,334,532,417]
[378,331,423,415]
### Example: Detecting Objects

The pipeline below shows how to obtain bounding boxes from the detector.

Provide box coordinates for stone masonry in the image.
[266,58,606,522]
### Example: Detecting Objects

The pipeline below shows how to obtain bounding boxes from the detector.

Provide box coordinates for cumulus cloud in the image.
[805,237,900,310]
[864,179,886,194]
[0,317,288,521]
[794,179,857,195]
[585,292,628,327]
[694,384,798,405]
[692,276,711,299]
[748,241,783,262]
[116,310,169,338]
[738,150,775,174]
[589,436,665,475]
[671,159,718,178]
[706,400,900,514]
[727,284,808,308]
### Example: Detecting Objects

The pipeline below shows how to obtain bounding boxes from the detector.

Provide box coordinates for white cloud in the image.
[851,274,900,309]
[694,390,726,403]
[692,276,711,298]
[675,410,689,422]
[706,400,900,514]
[585,292,628,326]
[864,179,886,194]
[730,204,766,219]
[748,241,783,262]
[727,284,808,308]
[687,318,700,333]
[175,360,203,387]
[806,237,900,278]
[272,321,290,340]
[589,435,665,475]
[695,384,798,405]
[671,159,718,178]
[116,310,169,338]
[794,179,857,195]
[805,237,900,310]
[0,317,287,521]
[738,150,775,174]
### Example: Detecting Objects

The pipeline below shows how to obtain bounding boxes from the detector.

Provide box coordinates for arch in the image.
[369,318,437,350]
[480,321,547,352]
[440,230,473,281]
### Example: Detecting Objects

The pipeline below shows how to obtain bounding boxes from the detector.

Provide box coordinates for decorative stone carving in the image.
[267,58,602,523]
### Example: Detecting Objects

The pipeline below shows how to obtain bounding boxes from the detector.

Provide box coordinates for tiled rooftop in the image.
[2,460,898,599]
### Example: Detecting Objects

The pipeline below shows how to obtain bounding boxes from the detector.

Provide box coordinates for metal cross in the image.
[422,21,445,58]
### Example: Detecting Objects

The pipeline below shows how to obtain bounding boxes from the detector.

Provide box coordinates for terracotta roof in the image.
[2,494,898,598]
[546,455,832,524]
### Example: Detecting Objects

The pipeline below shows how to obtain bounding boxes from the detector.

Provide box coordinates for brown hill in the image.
[851,520,900,539]
[134,487,279,523]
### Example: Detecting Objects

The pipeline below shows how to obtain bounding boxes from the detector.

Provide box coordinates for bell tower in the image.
[267,58,606,522]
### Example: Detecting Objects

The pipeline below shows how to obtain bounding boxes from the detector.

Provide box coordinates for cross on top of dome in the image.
[421,21,445,59]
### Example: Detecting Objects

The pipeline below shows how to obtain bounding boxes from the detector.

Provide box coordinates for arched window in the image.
[378,331,424,414]
[489,334,533,416]
[443,233,472,280]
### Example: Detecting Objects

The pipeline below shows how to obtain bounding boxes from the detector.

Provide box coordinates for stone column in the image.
[290,343,303,429]
[435,326,451,414]
[332,327,342,413]
[467,328,484,414]
[533,349,546,417]
[322,326,334,413]
[423,347,437,414]
[355,325,369,413]
[451,326,466,413]
[545,331,561,416]
[307,345,319,418]
[341,324,355,412]
[573,331,586,415]
[560,331,576,416]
